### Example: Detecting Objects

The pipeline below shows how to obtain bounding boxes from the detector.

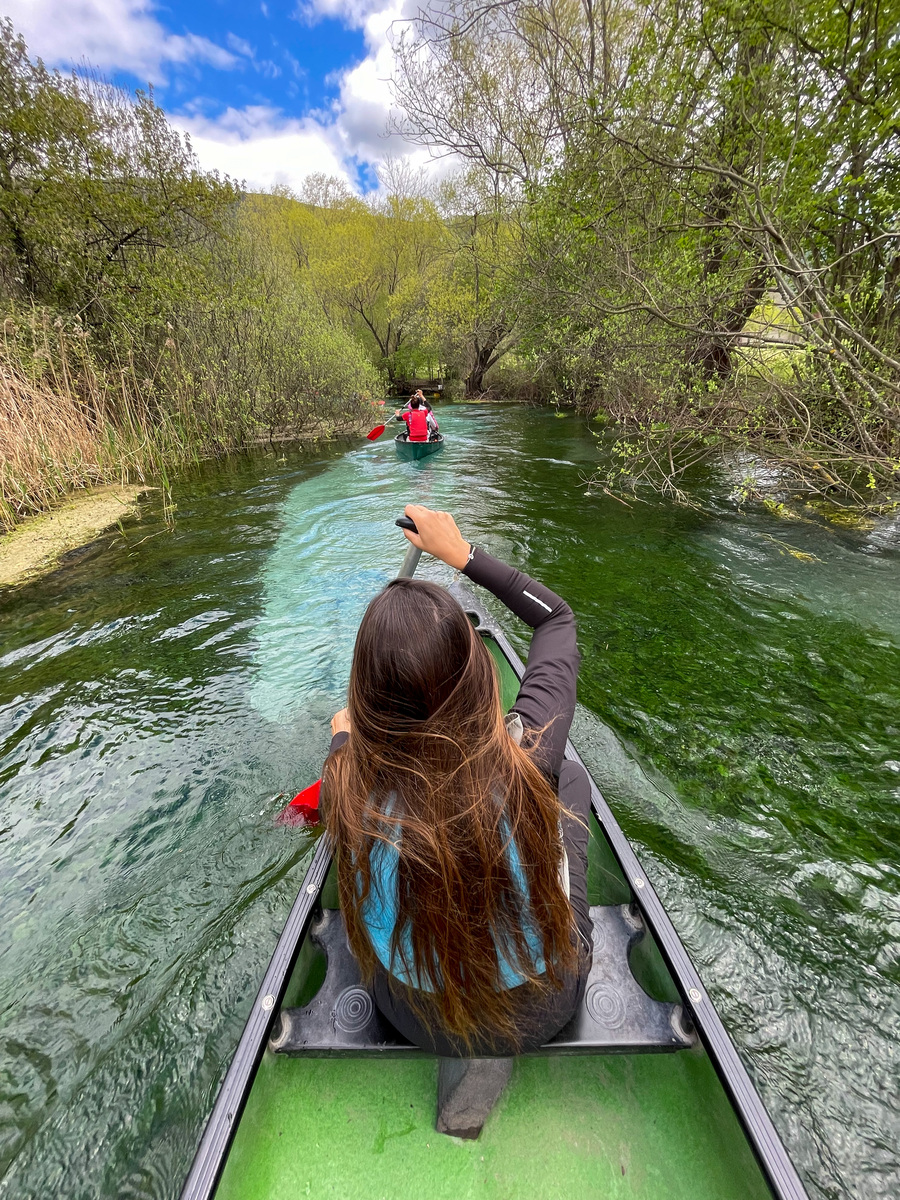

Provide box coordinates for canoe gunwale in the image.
[394,433,444,460]
[179,834,333,1200]
[452,581,807,1200]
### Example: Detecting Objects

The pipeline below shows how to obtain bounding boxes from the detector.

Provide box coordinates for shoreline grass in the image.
[0,311,375,533]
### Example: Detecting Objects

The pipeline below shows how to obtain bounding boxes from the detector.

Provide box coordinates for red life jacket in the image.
[404,408,429,441]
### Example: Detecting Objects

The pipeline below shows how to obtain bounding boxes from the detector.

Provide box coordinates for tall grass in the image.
[0,306,377,532]
[1,313,148,530]
[0,25,383,533]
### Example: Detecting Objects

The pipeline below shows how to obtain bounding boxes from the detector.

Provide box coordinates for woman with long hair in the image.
[322,505,593,1055]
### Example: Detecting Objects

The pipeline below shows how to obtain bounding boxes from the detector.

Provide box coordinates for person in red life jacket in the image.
[395,396,438,442]
[402,390,439,438]
[404,390,433,413]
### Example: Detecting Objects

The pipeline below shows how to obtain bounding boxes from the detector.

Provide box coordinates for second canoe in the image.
[395,434,444,461]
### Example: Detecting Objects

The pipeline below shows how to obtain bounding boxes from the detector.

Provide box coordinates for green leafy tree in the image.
[0,19,235,320]
[0,21,382,527]
[280,169,445,380]
[391,0,900,496]
[424,170,521,395]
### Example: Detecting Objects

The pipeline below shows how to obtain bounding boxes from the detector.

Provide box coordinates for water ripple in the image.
[1,409,899,1198]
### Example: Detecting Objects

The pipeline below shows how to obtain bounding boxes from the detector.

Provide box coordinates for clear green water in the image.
[1,406,898,1199]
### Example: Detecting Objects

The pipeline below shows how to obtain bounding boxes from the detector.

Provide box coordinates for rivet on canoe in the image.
[633,877,645,889]
[261,994,275,1011]
[306,884,316,894]
[689,988,702,1003]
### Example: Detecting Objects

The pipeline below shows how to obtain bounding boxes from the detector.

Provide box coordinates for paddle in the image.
[368,402,415,439]
[275,516,421,827]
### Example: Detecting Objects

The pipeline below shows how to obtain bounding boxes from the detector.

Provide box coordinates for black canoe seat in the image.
[269,904,695,1059]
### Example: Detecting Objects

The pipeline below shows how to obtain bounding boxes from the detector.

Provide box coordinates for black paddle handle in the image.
[395,516,419,534]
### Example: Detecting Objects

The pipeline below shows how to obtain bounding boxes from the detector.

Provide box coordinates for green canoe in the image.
[180,578,807,1200]
[395,433,445,460]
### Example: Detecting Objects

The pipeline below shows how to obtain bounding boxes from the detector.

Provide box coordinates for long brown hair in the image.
[322,578,576,1049]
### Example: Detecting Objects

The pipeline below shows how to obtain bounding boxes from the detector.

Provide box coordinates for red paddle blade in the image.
[276,803,320,827]
[366,424,386,441]
[275,779,321,827]
[289,779,321,808]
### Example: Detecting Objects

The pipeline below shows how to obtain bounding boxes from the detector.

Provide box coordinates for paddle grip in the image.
[395,516,419,533]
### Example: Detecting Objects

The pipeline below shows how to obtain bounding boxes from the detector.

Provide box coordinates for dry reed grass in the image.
[0,305,376,534]
[1,360,123,532]
[0,312,172,532]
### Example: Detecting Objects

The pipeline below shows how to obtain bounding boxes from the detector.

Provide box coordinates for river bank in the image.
[0,309,379,539]
[0,484,154,587]
[0,413,377,588]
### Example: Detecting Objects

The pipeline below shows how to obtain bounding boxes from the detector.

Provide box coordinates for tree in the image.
[389,0,900,497]
[0,19,381,530]
[0,19,235,320]
[282,169,446,380]
[424,170,521,395]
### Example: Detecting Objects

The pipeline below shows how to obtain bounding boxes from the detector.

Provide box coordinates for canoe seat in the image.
[270,905,695,1138]
[269,904,695,1059]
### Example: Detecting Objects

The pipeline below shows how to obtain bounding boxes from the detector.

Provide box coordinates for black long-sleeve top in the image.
[462,547,578,777]
[327,548,579,777]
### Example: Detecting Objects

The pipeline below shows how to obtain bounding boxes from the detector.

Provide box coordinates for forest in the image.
[1,0,898,527]
[389,0,900,503]
[0,20,382,530]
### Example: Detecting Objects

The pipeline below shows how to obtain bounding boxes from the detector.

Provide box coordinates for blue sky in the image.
[3,0,417,192]
[142,2,366,121]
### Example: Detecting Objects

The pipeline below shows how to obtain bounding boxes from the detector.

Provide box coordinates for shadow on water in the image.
[0,409,898,1198]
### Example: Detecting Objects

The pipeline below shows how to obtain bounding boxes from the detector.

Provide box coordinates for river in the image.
[1,405,898,1199]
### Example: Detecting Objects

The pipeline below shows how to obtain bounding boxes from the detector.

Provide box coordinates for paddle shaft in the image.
[395,515,421,578]
[367,410,406,439]
[397,544,421,577]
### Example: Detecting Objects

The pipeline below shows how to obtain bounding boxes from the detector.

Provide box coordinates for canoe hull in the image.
[180,582,806,1200]
[394,434,444,460]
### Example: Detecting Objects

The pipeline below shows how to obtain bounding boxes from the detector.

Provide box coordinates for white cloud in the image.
[294,0,412,33]
[293,0,384,29]
[6,0,444,195]
[3,0,236,80]
[179,106,355,192]
[285,51,306,79]
[225,33,254,59]
[179,0,430,195]
[223,32,284,79]
[330,1,427,165]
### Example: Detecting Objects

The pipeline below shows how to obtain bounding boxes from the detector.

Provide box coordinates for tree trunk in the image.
[465,343,498,396]
[687,264,770,381]
[465,327,511,396]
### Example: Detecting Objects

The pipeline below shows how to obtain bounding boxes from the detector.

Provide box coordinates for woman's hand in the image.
[401,505,471,571]
[331,708,351,736]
